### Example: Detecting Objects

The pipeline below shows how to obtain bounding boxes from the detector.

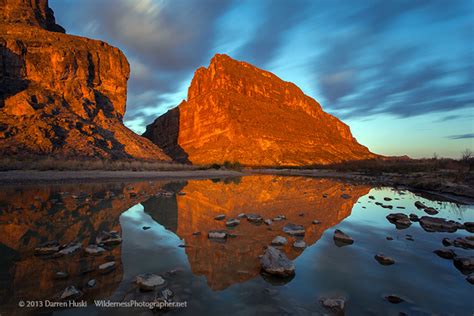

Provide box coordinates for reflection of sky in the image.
[51,0,473,158]
[115,183,473,314]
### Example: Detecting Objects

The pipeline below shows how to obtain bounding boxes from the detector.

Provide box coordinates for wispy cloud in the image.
[447,133,474,140]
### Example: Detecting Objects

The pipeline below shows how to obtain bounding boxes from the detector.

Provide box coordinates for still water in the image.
[0,175,472,315]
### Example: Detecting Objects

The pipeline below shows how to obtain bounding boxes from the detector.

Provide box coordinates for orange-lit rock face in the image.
[162,176,371,290]
[0,180,167,310]
[0,1,169,160]
[144,54,377,165]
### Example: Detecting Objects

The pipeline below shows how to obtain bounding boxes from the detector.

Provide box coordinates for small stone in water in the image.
[374,254,395,265]
[320,297,345,313]
[136,273,165,291]
[142,226,151,230]
[293,240,306,249]
[333,229,353,246]
[226,218,240,227]
[385,295,404,304]
[87,279,97,288]
[214,214,226,220]
[98,261,116,274]
[271,236,288,246]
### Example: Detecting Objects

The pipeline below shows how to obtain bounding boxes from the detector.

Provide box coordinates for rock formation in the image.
[144,54,377,166]
[0,0,169,160]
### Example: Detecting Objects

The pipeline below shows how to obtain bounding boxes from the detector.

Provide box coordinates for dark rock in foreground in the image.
[320,297,345,313]
[386,213,411,229]
[136,273,165,291]
[260,246,295,277]
[333,229,354,246]
[283,223,305,236]
[433,248,456,259]
[453,257,474,275]
[385,295,404,304]
[419,216,461,233]
[374,253,395,265]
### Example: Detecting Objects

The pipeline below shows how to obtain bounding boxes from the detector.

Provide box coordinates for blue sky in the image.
[50,0,473,158]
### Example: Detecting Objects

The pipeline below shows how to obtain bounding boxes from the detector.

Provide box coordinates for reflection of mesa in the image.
[144,54,377,166]
[142,176,371,290]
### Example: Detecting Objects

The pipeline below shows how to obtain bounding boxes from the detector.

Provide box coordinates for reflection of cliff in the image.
[0,180,167,313]
[174,176,371,290]
[141,182,186,233]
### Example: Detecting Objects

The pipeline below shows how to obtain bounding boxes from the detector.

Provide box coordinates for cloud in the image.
[51,0,234,126]
[309,0,474,119]
[234,0,309,67]
[447,133,474,140]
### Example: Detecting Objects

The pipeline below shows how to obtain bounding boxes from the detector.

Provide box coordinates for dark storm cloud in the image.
[447,133,474,140]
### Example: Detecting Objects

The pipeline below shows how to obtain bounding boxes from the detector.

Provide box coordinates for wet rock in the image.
[320,297,345,313]
[214,214,226,220]
[237,213,246,219]
[192,231,201,236]
[386,213,411,229]
[58,243,82,256]
[322,194,328,198]
[375,202,393,209]
[415,201,428,209]
[247,214,263,223]
[453,257,474,274]
[283,223,305,236]
[136,273,165,291]
[333,229,354,246]
[54,271,69,280]
[60,286,82,300]
[87,279,97,288]
[98,261,116,274]
[298,212,305,217]
[424,207,439,215]
[208,230,227,240]
[409,213,419,222]
[384,197,392,201]
[271,236,288,246]
[467,275,474,285]
[434,248,456,259]
[419,216,460,233]
[312,220,321,225]
[264,219,273,226]
[96,231,122,245]
[452,237,474,249]
[442,238,453,246]
[405,235,414,241]
[385,295,404,304]
[293,240,306,249]
[273,215,286,221]
[35,242,60,255]
[374,253,395,265]
[142,226,151,230]
[341,194,351,199]
[386,236,393,241]
[225,218,240,227]
[85,244,106,255]
[465,222,474,233]
[260,246,295,277]
[368,195,375,200]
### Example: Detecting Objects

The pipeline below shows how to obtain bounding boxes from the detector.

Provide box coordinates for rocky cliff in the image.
[0,0,170,160]
[144,54,377,166]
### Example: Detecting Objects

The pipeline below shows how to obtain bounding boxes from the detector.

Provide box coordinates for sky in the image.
[50,0,473,158]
